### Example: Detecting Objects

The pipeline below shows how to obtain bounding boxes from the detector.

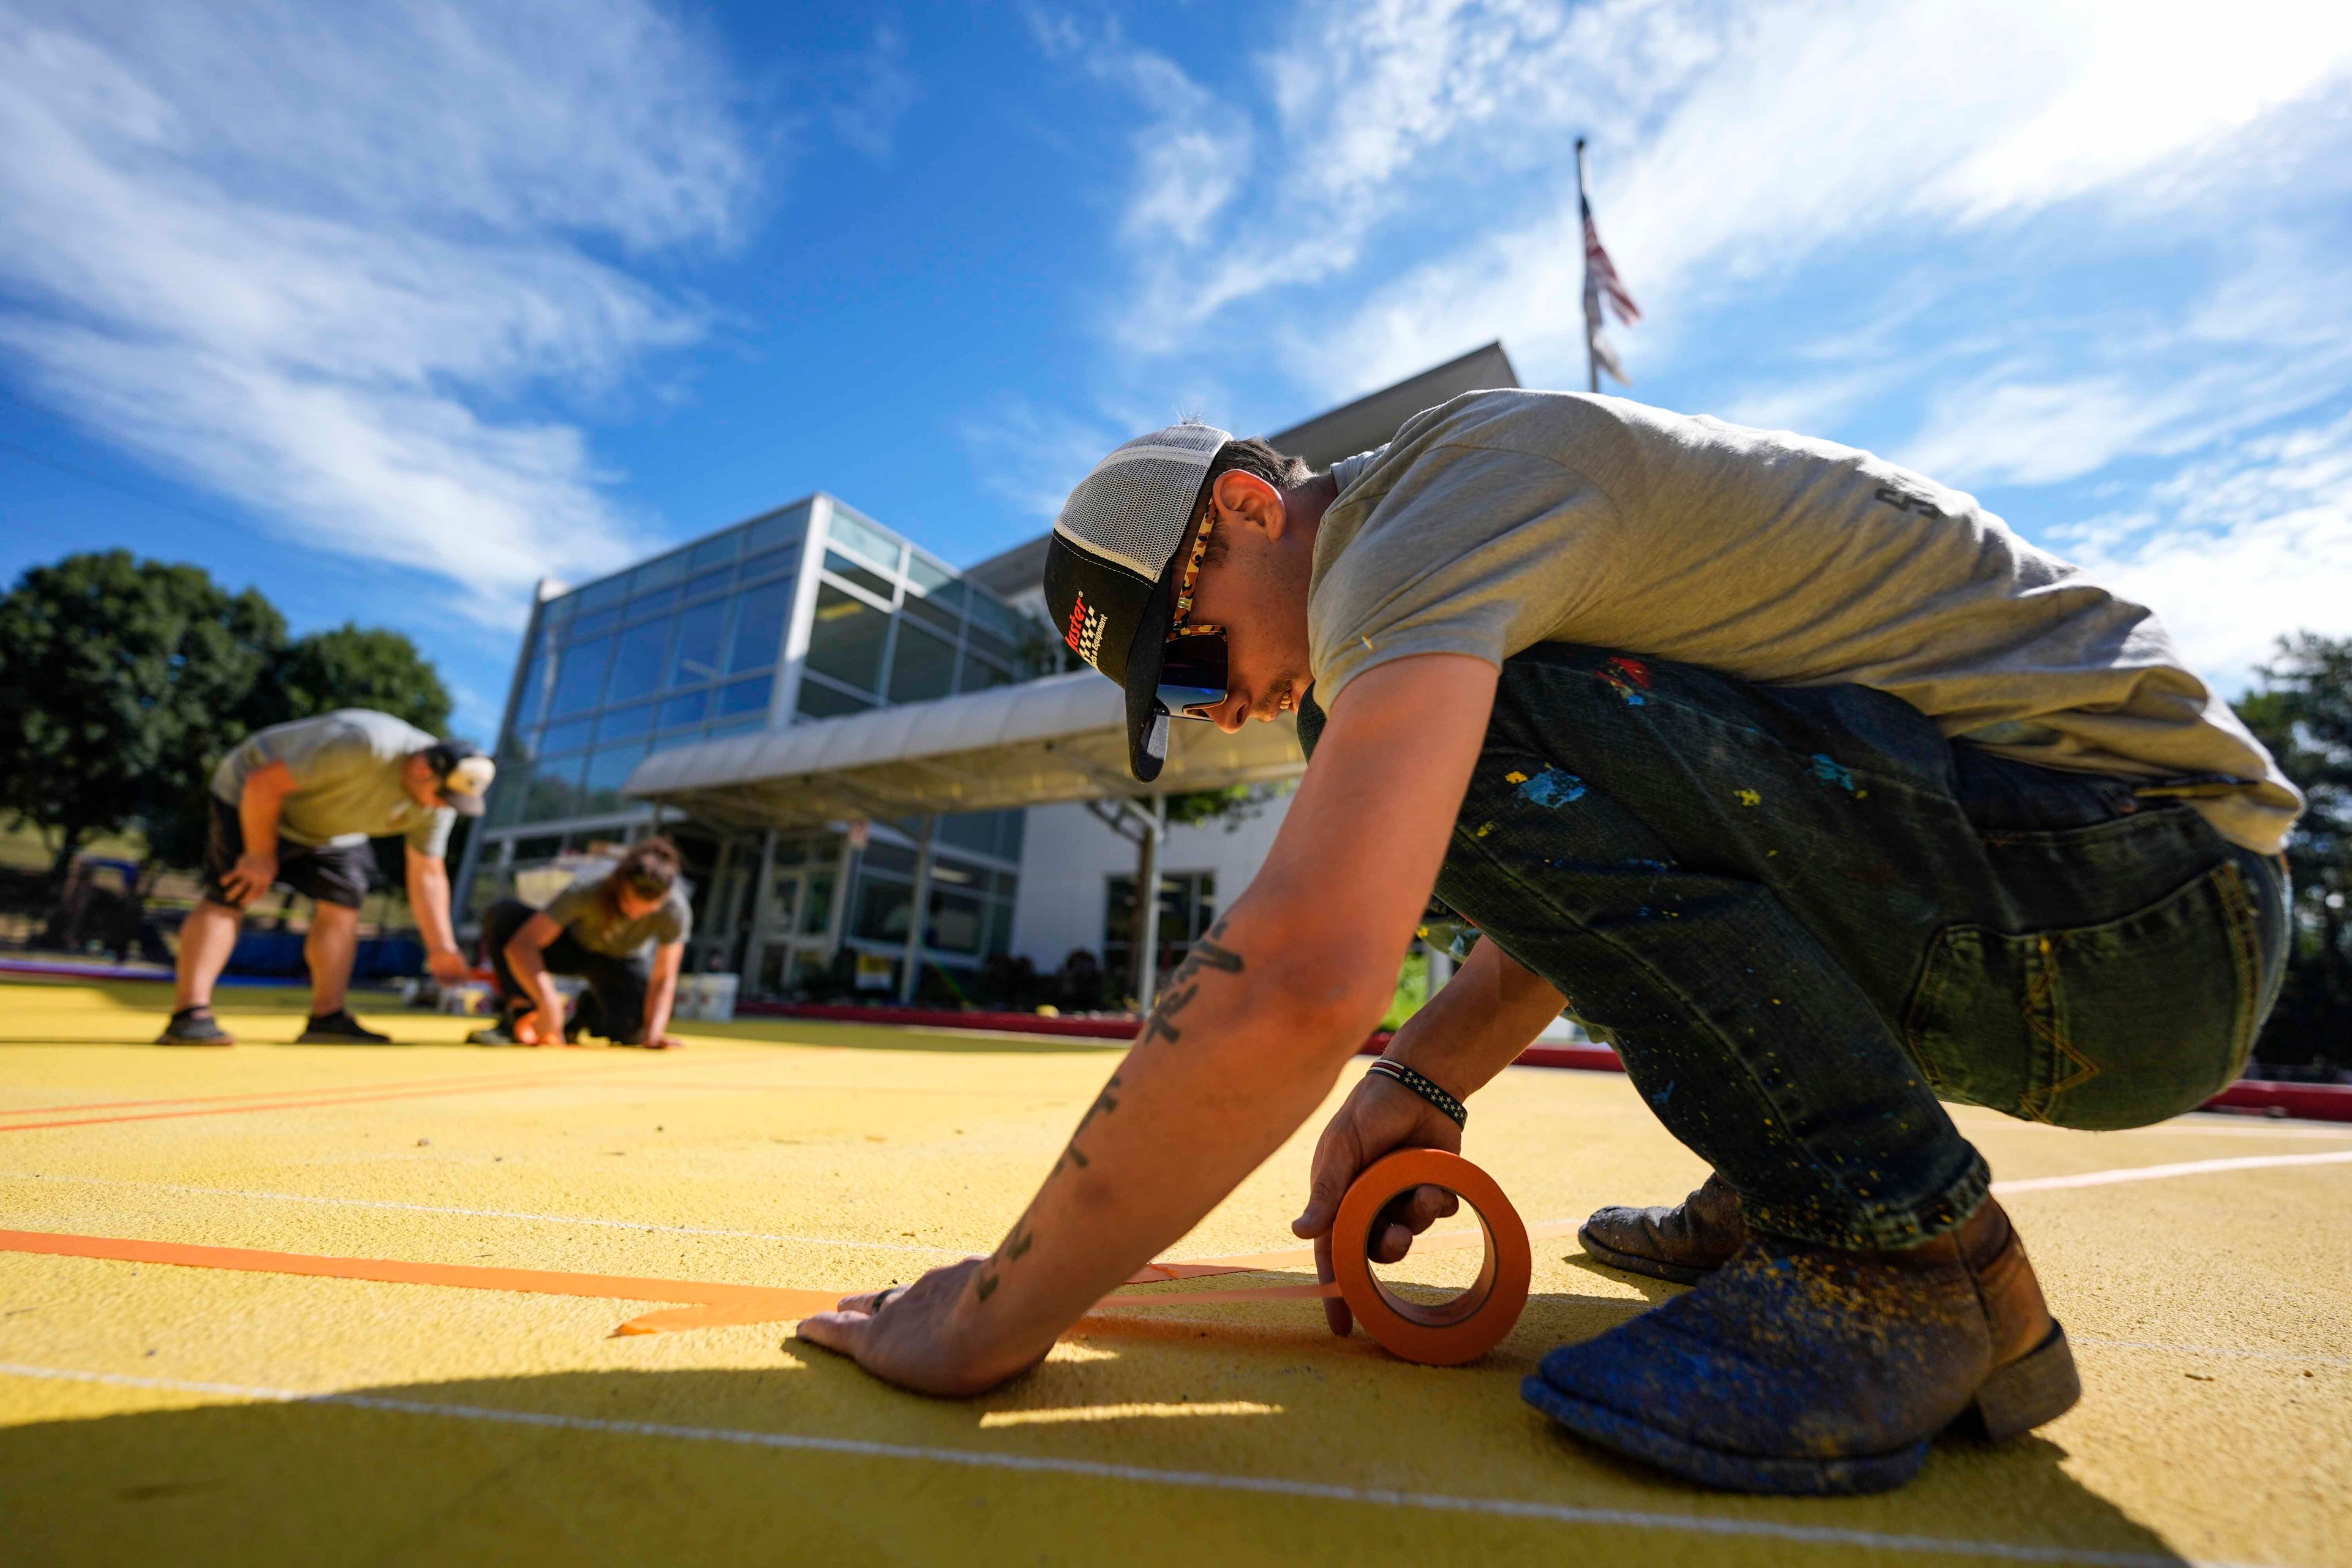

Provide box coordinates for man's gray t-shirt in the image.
[542,876,692,960]
[1312,391,2302,854]
[211,710,455,856]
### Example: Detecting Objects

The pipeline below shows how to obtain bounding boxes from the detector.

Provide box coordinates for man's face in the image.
[401,753,442,810]
[1177,472,1319,734]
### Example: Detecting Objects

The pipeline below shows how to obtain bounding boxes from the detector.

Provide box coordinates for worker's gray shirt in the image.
[1315,390,2303,855]
[542,876,691,960]
[211,710,454,856]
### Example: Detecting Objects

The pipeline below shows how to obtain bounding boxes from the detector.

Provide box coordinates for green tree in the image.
[0,551,284,885]
[2233,632,2352,1071]
[252,624,453,734]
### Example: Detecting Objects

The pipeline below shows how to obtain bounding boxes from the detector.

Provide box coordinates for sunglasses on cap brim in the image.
[1155,628,1228,721]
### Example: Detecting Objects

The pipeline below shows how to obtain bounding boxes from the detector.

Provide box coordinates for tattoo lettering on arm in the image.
[1136,921,1245,1047]
[973,1072,1122,1305]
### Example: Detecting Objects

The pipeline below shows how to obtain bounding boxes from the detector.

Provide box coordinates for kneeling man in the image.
[797,393,2296,1494]
[159,709,489,1045]
[471,837,690,1050]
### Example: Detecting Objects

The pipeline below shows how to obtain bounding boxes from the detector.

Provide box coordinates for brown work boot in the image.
[1529,1196,2079,1494]
[1578,1172,1749,1285]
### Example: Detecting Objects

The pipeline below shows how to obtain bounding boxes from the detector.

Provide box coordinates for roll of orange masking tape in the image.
[1329,1148,1532,1366]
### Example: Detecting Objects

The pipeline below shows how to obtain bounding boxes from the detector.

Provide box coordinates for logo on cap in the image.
[1066,594,1108,666]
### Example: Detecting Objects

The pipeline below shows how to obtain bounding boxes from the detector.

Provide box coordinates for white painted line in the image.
[0,1362,2289,1567]
[0,1172,965,1257]
[1992,1150,2352,1194]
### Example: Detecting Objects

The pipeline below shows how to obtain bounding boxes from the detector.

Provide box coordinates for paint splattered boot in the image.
[1578,1172,1748,1285]
[1526,1196,2079,1494]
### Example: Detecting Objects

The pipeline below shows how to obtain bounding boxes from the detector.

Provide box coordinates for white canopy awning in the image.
[624,671,1305,827]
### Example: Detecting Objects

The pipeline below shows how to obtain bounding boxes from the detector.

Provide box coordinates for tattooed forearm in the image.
[1137,922,1246,1046]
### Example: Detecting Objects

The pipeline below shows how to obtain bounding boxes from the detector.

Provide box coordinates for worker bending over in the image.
[797,391,2299,1496]
[160,709,489,1045]
[473,837,690,1050]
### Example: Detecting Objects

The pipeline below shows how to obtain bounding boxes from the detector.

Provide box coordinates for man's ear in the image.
[1211,470,1287,540]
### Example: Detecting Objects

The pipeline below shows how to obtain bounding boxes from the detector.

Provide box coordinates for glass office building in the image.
[456,492,1043,999]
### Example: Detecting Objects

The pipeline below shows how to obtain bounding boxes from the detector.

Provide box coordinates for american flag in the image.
[1581,190,1640,386]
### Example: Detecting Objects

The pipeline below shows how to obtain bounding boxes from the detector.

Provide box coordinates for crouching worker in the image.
[794,397,2299,1496]
[159,709,490,1045]
[472,838,691,1049]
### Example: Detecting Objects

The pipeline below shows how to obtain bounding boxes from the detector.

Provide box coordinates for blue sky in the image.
[4,0,2350,741]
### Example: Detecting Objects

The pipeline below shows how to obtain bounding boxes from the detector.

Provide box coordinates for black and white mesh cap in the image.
[1042,420,1230,782]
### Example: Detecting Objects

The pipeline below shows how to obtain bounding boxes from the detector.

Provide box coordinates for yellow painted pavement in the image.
[0,980,2345,1566]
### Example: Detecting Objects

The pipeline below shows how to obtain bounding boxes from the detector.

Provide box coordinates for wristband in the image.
[1365,1058,1466,1128]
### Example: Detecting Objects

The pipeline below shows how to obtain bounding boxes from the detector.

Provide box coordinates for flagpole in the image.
[1576,137,1597,395]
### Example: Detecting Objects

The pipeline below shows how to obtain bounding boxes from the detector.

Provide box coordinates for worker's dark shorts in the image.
[200,797,373,911]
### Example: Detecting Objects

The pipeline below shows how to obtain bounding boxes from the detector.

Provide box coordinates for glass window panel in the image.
[571,606,620,640]
[962,623,1015,666]
[804,584,888,691]
[629,584,680,617]
[998,810,1025,861]
[597,701,655,744]
[888,625,955,704]
[796,677,873,720]
[690,533,741,570]
[956,651,1012,693]
[935,812,998,857]
[705,714,764,739]
[826,506,903,573]
[579,576,628,611]
[823,551,894,602]
[549,636,614,717]
[728,578,793,672]
[984,899,1013,957]
[544,592,579,627]
[966,593,1022,643]
[863,843,916,877]
[741,548,795,581]
[511,644,550,732]
[657,690,708,729]
[521,753,588,823]
[715,673,772,717]
[636,551,687,589]
[926,859,977,886]
[990,869,1019,898]
[800,869,835,935]
[606,616,672,704]
[586,743,646,793]
[486,760,533,827]
[685,565,733,601]
[853,881,914,942]
[671,598,728,685]
[763,875,800,933]
[926,888,984,954]
[905,552,954,593]
[540,717,595,756]
[746,503,808,554]
[901,590,959,638]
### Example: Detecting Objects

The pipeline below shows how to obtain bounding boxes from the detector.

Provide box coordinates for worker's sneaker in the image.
[296,1009,394,1044]
[1525,1196,2078,1495]
[156,1007,235,1046]
[466,1023,519,1046]
[1578,1173,1748,1285]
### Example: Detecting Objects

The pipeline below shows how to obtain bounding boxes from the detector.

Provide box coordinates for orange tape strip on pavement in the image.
[0,1150,1538,1364]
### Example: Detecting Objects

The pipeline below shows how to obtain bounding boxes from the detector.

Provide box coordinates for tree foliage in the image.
[0,552,458,881]
[0,551,284,880]
[2232,632,2352,1071]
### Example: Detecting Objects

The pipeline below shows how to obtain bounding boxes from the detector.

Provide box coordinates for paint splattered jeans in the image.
[1305,644,2291,1251]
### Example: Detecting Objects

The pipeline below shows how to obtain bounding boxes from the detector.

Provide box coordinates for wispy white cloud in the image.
[2046,405,2352,690]
[0,0,756,624]
[826,25,922,160]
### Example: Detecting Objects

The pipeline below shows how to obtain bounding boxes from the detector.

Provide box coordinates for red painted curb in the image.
[2203,1080,2352,1122]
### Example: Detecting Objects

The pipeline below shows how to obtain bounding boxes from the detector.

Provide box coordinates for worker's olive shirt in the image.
[543,876,692,960]
[211,710,454,856]
[1313,391,2303,854]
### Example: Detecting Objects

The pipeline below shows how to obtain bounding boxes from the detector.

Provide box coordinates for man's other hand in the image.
[1291,1071,1464,1336]
[425,948,469,983]
[221,851,277,905]
[796,1259,1046,1397]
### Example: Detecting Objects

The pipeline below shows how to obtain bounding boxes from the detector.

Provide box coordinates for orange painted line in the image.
[0,1076,600,1134]
[0,1229,840,1332]
[0,1068,559,1120]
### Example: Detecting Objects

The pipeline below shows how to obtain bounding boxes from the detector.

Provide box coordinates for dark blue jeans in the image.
[1302,645,2290,1250]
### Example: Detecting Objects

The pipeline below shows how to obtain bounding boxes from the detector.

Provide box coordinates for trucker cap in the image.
[1041,420,1231,782]
[423,739,496,817]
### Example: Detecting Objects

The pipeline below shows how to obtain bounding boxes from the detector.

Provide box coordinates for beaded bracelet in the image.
[1366,1058,1467,1128]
